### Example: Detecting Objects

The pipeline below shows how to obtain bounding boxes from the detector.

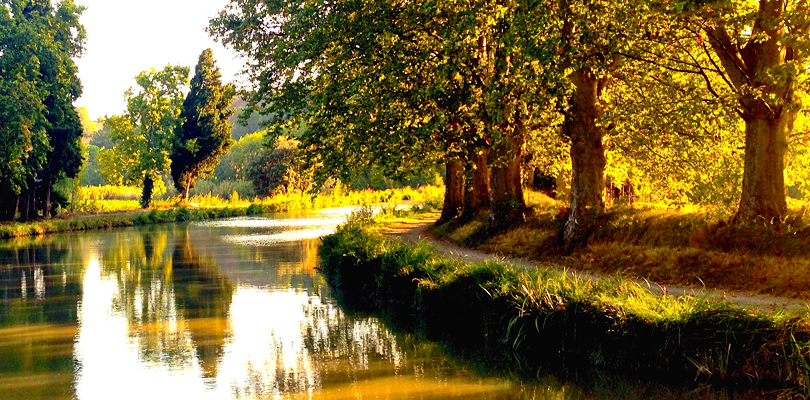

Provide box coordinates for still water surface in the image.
[0,208,748,399]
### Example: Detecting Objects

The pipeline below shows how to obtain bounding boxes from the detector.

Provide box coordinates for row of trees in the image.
[98,49,236,207]
[0,0,86,221]
[209,0,810,242]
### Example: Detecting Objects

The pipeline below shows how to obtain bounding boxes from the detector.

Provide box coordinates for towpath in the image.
[384,217,810,313]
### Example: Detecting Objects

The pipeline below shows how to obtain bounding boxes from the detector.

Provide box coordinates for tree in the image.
[0,0,85,221]
[20,0,86,219]
[681,0,809,224]
[100,65,190,208]
[214,130,266,181]
[210,0,555,230]
[245,136,313,195]
[171,49,236,201]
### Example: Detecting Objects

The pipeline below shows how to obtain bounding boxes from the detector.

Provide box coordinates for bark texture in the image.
[703,0,800,224]
[563,69,607,244]
[735,108,793,223]
[488,124,526,231]
[462,147,491,220]
[439,158,465,223]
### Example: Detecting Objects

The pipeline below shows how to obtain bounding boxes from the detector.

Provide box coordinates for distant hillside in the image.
[229,96,264,140]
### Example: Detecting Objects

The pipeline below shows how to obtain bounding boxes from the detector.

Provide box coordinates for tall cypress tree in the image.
[171,49,236,200]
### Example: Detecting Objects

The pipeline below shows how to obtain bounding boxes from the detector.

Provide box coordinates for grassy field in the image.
[431,191,810,299]
[318,210,810,396]
[0,186,444,239]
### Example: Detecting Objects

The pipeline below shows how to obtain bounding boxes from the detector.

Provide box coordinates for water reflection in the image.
[0,210,757,399]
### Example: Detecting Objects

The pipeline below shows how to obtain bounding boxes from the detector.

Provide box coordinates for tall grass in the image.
[435,191,810,298]
[319,222,810,395]
[77,185,141,200]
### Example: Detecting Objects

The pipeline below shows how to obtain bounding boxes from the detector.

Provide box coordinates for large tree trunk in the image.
[488,124,526,231]
[439,157,464,223]
[733,102,795,224]
[702,1,798,225]
[462,147,490,220]
[563,69,607,245]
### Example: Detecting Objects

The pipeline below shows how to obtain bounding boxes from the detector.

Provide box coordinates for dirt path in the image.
[385,217,810,313]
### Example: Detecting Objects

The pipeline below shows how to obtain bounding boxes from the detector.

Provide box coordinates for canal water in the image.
[0,209,755,399]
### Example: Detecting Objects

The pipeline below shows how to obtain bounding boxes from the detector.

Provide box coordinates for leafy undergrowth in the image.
[433,193,810,299]
[319,221,810,396]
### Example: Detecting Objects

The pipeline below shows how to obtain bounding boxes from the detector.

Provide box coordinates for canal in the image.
[0,209,752,399]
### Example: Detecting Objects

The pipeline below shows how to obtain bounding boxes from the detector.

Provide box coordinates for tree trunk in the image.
[733,103,795,224]
[12,195,19,222]
[44,174,52,220]
[141,175,154,209]
[21,188,30,222]
[563,69,607,245]
[462,147,490,220]
[701,1,798,225]
[488,124,526,231]
[439,157,464,223]
[29,184,37,220]
[184,174,192,202]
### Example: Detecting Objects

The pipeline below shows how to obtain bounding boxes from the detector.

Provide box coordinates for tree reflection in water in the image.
[0,214,750,399]
[0,238,83,400]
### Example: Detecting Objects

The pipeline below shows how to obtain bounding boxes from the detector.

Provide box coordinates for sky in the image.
[73,0,245,120]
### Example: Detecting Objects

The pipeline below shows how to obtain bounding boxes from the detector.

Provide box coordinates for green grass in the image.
[318,220,810,395]
[0,206,253,239]
[433,192,810,298]
[0,186,445,240]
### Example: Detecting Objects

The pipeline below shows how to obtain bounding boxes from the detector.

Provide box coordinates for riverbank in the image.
[0,186,443,240]
[319,213,810,396]
[432,193,810,300]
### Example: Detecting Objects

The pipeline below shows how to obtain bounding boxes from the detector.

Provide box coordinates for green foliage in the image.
[0,0,86,220]
[76,106,98,136]
[99,65,190,207]
[170,49,236,199]
[245,135,313,196]
[228,96,263,140]
[188,178,255,200]
[80,144,104,186]
[213,130,265,181]
[320,222,810,393]
[88,120,113,149]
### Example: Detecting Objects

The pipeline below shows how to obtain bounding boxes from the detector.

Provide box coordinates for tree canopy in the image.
[99,65,190,208]
[171,49,236,200]
[0,0,86,221]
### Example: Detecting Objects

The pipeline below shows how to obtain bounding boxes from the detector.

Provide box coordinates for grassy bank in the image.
[0,186,444,239]
[319,217,810,396]
[431,192,810,299]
